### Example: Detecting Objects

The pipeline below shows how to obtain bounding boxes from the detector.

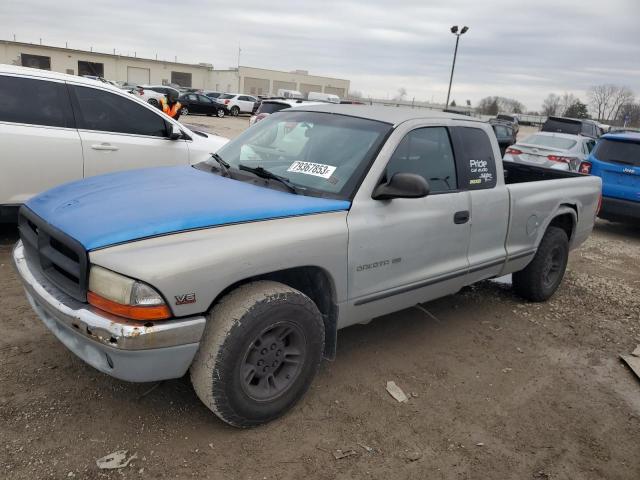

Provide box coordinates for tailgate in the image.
[591,138,640,203]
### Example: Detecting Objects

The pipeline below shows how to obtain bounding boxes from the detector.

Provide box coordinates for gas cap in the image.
[526,215,540,236]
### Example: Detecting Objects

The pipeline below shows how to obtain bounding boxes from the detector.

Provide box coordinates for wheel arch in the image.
[545,203,578,245]
[208,266,339,360]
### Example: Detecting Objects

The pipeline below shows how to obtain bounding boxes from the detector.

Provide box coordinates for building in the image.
[0,40,349,97]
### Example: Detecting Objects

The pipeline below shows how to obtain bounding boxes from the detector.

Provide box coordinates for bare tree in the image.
[476,96,525,115]
[559,92,578,116]
[541,93,561,116]
[588,84,635,121]
[393,87,407,101]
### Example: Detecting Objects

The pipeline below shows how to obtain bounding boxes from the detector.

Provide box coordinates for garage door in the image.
[300,83,321,96]
[244,77,269,96]
[272,81,296,95]
[127,66,150,85]
[324,86,345,97]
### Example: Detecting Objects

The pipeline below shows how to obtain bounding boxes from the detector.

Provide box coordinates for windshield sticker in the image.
[287,161,337,179]
[469,159,493,184]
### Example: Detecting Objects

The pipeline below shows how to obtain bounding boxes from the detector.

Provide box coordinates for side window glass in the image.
[0,75,73,128]
[187,94,198,101]
[199,95,213,104]
[72,86,167,137]
[587,140,595,153]
[386,127,457,193]
[451,127,498,189]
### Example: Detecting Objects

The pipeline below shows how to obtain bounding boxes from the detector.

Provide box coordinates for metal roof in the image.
[289,103,482,126]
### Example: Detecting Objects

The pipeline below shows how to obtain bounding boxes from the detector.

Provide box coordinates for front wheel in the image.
[230,106,240,116]
[190,281,325,427]
[513,226,569,302]
[217,108,226,118]
[180,107,189,116]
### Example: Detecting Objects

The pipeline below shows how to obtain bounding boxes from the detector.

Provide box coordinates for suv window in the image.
[71,86,168,137]
[0,75,74,128]
[451,127,498,189]
[239,96,254,102]
[386,127,457,193]
[593,139,640,166]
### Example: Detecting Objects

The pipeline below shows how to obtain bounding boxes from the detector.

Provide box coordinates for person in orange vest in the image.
[159,89,182,120]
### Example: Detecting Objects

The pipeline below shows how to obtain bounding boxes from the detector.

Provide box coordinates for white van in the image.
[0,64,228,222]
[276,89,303,99]
[307,91,340,103]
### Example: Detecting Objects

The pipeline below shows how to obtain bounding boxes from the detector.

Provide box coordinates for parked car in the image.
[13,105,600,427]
[490,122,517,156]
[276,89,303,99]
[492,114,519,135]
[178,93,228,117]
[0,64,228,222]
[203,90,222,99]
[541,116,604,139]
[217,93,258,116]
[249,99,323,125]
[579,131,640,223]
[131,85,165,107]
[139,85,181,100]
[503,132,595,171]
[307,91,340,103]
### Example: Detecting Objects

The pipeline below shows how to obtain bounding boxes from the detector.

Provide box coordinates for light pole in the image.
[445,25,468,108]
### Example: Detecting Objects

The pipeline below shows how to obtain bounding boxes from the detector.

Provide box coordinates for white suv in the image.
[217,93,257,116]
[0,64,229,222]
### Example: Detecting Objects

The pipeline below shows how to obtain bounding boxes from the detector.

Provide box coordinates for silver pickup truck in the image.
[13,105,601,427]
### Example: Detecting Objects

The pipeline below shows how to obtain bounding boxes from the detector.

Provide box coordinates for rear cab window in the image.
[450,127,498,189]
[0,75,74,128]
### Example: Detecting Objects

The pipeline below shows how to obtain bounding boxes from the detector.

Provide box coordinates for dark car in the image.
[491,123,517,156]
[541,116,603,139]
[491,114,519,135]
[178,93,228,117]
[203,90,222,100]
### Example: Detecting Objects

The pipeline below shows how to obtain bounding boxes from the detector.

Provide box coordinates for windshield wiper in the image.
[210,152,231,177]
[238,164,301,194]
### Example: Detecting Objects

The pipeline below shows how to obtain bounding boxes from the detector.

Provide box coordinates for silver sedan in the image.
[503,132,596,171]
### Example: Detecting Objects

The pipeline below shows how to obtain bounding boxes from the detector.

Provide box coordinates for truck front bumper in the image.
[599,196,640,223]
[13,241,206,382]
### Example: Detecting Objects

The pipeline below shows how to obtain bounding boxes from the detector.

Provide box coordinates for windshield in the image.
[594,139,640,166]
[197,111,391,199]
[522,134,577,150]
[542,118,580,135]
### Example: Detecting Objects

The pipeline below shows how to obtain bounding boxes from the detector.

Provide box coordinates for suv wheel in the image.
[190,281,325,427]
[230,106,240,116]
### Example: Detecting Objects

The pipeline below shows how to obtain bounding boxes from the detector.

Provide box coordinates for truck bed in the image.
[503,160,584,184]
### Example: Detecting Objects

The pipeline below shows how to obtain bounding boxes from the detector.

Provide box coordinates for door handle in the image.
[91,143,119,151]
[454,210,470,224]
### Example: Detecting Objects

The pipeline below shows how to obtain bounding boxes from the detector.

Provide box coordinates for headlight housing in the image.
[88,265,171,321]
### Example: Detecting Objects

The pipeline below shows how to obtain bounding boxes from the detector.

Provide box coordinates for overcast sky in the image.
[3,0,640,111]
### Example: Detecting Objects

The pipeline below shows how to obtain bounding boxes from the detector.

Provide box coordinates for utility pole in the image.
[445,25,469,109]
[237,45,241,92]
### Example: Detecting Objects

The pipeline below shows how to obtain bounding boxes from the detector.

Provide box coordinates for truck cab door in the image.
[345,125,471,325]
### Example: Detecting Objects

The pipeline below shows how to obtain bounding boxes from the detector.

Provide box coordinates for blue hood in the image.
[26,166,351,250]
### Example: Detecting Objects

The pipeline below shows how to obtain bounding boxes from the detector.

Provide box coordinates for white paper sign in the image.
[287,161,336,179]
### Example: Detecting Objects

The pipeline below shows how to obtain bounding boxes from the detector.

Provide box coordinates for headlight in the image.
[88,265,170,321]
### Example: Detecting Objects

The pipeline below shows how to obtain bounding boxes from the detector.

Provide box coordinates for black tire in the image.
[148,98,159,107]
[180,107,189,116]
[230,106,240,116]
[190,281,325,427]
[217,108,225,118]
[513,226,569,302]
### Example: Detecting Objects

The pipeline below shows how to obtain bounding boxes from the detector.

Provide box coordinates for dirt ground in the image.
[1,113,639,480]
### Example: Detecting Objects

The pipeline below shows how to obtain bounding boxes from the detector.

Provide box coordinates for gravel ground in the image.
[1,113,639,479]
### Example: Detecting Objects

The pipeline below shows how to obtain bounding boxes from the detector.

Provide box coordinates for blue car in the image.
[581,132,640,223]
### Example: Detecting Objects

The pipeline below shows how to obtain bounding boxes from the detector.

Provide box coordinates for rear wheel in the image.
[513,226,569,302]
[148,98,159,107]
[230,106,240,116]
[217,108,226,118]
[190,281,324,427]
[180,107,189,116]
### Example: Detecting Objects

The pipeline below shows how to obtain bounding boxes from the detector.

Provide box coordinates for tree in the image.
[450,100,456,107]
[541,93,561,116]
[393,87,407,101]
[476,96,525,115]
[564,100,589,119]
[559,92,578,116]
[588,84,635,121]
[617,103,640,127]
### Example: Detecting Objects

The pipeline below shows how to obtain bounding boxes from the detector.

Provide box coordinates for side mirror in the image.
[168,123,182,140]
[372,173,430,200]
